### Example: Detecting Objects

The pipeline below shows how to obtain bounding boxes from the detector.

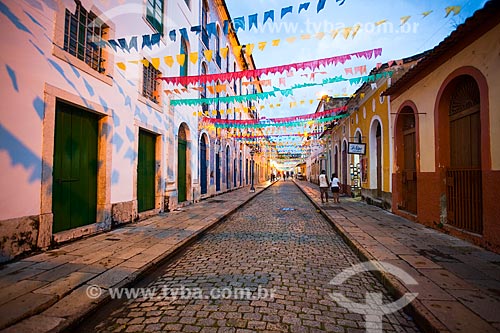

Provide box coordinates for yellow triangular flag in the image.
[272,39,280,46]
[246,43,254,56]
[286,36,297,43]
[189,52,198,64]
[421,10,433,18]
[141,59,150,67]
[164,56,174,67]
[220,47,228,59]
[331,29,339,39]
[204,50,213,62]
[342,27,352,39]
[116,62,126,70]
[315,32,325,39]
[301,34,311,40]
[375,19,387,26]
[151,57,160,69]
[176,54,186,66]
[351,24,361,38]
[400,15,411,25]
[258,41,267,51]
[445,6,461,17]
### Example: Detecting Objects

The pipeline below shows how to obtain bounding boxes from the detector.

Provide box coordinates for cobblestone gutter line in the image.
[0,182,277,333]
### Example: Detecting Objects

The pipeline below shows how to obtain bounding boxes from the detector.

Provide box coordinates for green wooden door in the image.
[138,130,156,212]
[53,102,98,233]
[178,138,187,202]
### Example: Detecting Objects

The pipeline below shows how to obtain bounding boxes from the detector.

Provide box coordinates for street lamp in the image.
[250,149,255,192]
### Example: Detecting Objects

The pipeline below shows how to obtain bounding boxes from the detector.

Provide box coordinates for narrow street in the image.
[78,181,419,332]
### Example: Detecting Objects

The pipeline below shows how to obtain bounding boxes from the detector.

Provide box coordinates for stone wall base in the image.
[111,201,137,226]
[361,188,392,210]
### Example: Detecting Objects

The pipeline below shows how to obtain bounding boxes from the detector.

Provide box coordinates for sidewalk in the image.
[295,180,500,333]
[0,181,274,333]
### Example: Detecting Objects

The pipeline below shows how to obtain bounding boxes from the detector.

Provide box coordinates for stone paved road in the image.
[79,182,420,332]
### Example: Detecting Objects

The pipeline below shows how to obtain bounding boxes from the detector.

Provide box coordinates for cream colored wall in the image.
[390,23,500,172]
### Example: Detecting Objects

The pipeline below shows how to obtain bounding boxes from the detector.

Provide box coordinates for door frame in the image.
[395,103,419,215]
[40,84,112,247]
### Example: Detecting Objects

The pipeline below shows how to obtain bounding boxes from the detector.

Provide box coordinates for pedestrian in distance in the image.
[330,173,341,203]
[318,170,330,203]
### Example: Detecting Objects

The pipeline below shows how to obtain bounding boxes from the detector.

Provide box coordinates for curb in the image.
[293,180,448,333]
[3,183,276,333]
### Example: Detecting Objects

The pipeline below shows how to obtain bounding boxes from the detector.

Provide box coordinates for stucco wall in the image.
[0,0,200,260]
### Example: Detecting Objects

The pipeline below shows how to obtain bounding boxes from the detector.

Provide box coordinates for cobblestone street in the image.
[81,182,419,332]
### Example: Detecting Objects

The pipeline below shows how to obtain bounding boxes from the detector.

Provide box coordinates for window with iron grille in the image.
[142,60,161,104]
[146,0,164,34]
[63,1,107,73]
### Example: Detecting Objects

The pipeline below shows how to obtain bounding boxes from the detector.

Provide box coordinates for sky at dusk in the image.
[225,0,488,120]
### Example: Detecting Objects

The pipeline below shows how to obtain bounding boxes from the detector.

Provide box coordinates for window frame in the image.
[145,0,164,34]
[53,0,113,85]
[142,59,162,105]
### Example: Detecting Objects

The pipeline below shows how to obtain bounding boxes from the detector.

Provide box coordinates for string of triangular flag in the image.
[160,48,382,86]
[110,4,461,66]
[171,71,392,106]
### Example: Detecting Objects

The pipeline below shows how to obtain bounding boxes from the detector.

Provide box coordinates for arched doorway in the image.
[177,125,188,202]
[334,145,338,175]
[444,75,482,233]
[233,157,237,187]
[397,107,417,214]
[200,134,208,195]
[239,152,242,186]
[376,122,382,197]
[342,140,348,192]
[215,151,221,191]
[225,146,230,190]
[245,158,249,185]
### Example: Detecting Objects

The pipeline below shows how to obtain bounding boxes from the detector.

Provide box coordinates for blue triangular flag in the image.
[179,28,189,42]
[141,35,151,49]
[207,22,217,38]
[128,36,138,52]
[191,25,201,34]
[234,17,245,32]
[298,2,310,13]
[248,14,258,30]
[281,6,293,19]
[169,30,176,42]
[118,38,128,52]
[108,39,119,51]
[317,0,326,13]
[263,10,274,24]
[151,33,161,47]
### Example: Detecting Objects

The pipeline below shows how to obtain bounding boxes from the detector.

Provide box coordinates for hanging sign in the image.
[348,142,366,155]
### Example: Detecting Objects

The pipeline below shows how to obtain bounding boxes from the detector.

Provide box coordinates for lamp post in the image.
[250,149,255,192]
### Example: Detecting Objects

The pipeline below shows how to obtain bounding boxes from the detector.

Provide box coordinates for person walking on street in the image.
[330,173,341,203]
[319,170,330,203]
